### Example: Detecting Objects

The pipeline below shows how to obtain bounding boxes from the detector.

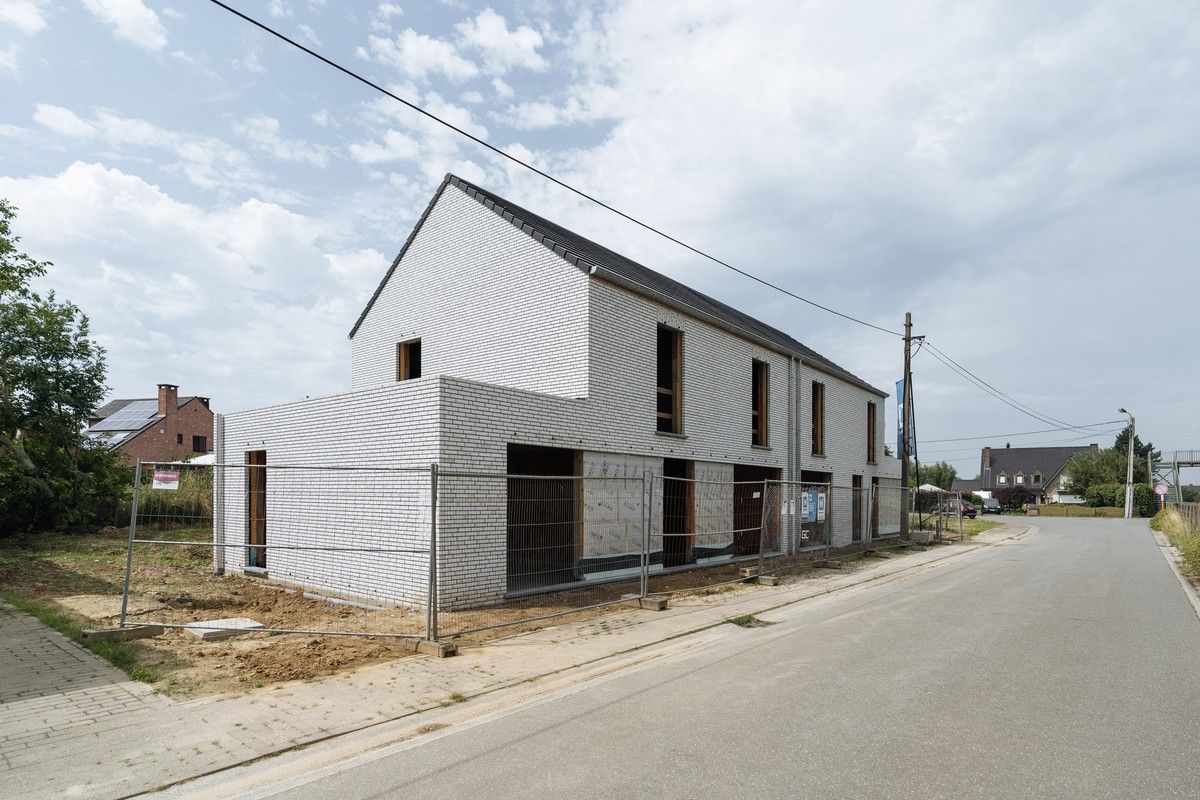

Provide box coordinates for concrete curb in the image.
[1152,529,1200,622]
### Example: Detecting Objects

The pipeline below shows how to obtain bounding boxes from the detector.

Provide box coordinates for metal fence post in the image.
[758,479,770,576]
[957,491,964,540]
[119,460,143,629]
[865,484,874,546]
[426,463,439,642]
[640,472,650,599]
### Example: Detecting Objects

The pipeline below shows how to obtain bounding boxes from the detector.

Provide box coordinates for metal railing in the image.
[118,463,928,645]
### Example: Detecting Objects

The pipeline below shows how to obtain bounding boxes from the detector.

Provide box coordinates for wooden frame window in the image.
[751,359,769,446]
[656,325,682,434]
[396,338,422,381]
[811,381,825,456]
[867,401,877,463]
[192,435,207,453]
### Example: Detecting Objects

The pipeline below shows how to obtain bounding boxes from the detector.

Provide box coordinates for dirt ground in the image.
[0,528,934,699]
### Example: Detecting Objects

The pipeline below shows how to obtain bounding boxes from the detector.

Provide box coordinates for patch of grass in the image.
[908,515,1002,537]
[2,589,152,681]
[727,614,772,628]
[1153,507,1200,576]
[1035,504,1125,518]
[444,691,468,705]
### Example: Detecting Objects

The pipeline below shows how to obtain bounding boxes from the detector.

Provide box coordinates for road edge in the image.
[1152,528,1200,622]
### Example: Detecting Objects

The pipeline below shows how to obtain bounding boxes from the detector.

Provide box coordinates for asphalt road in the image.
[275,519,1200,799]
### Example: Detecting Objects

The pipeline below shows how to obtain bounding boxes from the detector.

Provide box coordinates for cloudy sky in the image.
[1,0,1197,477]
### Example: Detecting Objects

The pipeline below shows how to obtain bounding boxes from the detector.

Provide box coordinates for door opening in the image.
[506,444,579,591]
[662,458,694,568]
[245,450,266,570]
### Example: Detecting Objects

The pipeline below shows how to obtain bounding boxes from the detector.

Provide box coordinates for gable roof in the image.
[85,396,200,449]
[983,445,1096,488]
[350,174,887,397]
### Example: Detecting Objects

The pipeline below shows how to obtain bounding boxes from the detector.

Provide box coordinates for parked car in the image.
[939,499,977,519]
[980,498,1001,514]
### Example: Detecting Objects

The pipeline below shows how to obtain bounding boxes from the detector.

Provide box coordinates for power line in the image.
[921,420,1125,444]
[921,344,1104,434]
[924,341,1089,431]
[205,0,903,338]
[919,428,1124,458]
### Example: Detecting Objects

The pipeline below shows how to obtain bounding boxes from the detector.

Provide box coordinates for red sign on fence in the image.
[152,468,180,491]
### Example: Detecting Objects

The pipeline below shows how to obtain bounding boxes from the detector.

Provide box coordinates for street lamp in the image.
[1118,408,1135,519]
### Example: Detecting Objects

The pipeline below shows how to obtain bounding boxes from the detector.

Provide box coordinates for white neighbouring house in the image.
[214,175,900,611]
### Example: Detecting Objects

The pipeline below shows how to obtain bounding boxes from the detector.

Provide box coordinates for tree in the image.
[1112,424,1158,484]
[0,200,125,534]
[994,486,1035,510]
[916,461,957,490]
[1062,449,1125,496]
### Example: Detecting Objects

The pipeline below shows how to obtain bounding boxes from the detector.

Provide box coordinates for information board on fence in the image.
[152,468,180,490]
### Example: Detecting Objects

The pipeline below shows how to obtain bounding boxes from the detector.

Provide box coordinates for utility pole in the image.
[1119,408,1135,519]
[900,312,918,537]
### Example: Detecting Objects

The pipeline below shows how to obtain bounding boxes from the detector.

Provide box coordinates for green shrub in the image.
[1085,483,1123,507]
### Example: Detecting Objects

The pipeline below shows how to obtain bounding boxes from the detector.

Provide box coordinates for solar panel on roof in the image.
[89,399,161,432]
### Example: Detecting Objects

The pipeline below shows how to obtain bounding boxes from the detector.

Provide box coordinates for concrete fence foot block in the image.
[738,566,758,579]
[621,595,668,611]
[757,575,780,586]
[81,625,165,642]
[414,639,457,658]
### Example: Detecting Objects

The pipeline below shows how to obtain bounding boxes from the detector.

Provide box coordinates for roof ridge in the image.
[351,173,886,397]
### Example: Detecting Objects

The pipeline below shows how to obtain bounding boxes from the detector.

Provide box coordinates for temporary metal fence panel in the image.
[120,461,433,641]
[119,462,937,645]
[871,484,911,540]
[434,471,650,637]
[634,476,768,595]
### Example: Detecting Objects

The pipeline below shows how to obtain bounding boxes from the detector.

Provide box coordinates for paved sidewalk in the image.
[0,526,1028,799]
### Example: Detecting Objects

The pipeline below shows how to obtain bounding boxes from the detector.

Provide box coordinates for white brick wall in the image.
[795,362,900,546]
[350,186,589,400]
[216,380,440,607]
[218,180,902,609]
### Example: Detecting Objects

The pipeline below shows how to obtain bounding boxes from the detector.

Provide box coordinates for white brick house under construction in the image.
[214,175,900,610]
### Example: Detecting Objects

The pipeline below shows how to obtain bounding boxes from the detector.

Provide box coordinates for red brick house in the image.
[85,384,213,465]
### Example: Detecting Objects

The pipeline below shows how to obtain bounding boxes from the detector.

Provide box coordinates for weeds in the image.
[1152,507,1200,576]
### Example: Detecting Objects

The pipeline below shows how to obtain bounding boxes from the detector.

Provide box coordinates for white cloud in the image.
[455,8,546,74]
[267,0,291,18]
[348,129,420,164]
[298,23,320,45]
[365,29,478,82]
[81,0,168,52]
[377,3,403,19]
[310,108,333,127]
[460,90,483,104]
[232,115,330,168]
[491,77,513,98]
[33,104,96,137]
[0,44,19,72]
[32,104,263,191]
[0,162,369,410]
[0,0,48,35]
[233,50,265,73]
[498,84,620,129]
